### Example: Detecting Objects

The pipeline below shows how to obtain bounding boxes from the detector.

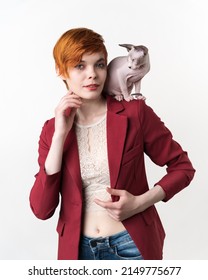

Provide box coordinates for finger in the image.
[66,91,82,100]
[61,91,80,101]
[55,100,81,119]
[61,95,82,104]
[66,90,73,95]
[64,107,77,117]
[106,210,120,221]
[94,198,118,210]
[106,187,125,196]
[56,102,80,117]
[63,98,82,108]
[106,208,122,221]
[58,96,82,109]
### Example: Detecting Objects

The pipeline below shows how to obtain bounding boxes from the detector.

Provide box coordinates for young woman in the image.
[29,27,195,260]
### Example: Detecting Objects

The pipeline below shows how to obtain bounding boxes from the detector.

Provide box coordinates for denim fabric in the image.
[79,230,143,260]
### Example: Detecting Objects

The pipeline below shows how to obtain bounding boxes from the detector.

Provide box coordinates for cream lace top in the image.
[75,114,111,212]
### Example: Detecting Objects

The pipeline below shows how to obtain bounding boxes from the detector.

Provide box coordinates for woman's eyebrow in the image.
[79,58,105,63]
[97,58,105,62]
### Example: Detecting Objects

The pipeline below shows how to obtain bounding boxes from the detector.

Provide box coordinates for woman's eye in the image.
[75,64,84,70]
[96,63,106,69]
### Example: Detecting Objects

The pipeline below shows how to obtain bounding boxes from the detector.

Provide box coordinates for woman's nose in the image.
[87,66,97,79]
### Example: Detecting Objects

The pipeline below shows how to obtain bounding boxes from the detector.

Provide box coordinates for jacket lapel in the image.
[107,97,127,188]
[63,128,83,198]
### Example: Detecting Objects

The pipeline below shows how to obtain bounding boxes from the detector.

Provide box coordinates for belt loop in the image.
[106,236,110,248]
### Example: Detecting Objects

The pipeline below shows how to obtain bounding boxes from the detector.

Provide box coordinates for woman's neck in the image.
[75,96,107,126]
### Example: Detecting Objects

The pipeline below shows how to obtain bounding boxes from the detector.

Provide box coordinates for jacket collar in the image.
[106,96,127,188]
[106,95,125,114]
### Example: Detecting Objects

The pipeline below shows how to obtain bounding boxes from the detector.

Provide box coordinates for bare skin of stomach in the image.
[82,210,125,237]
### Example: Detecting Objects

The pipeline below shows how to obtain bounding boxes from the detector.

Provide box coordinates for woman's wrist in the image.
[135,185,166,213]
[44,132,66,175]
[52,130,68,143]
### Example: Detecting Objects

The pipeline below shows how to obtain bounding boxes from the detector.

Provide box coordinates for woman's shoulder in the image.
[42,117,55,129]
[107,95,147,116]
[39,117,55,139]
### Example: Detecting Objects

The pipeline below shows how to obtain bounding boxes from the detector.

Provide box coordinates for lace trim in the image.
[75,115,111,211]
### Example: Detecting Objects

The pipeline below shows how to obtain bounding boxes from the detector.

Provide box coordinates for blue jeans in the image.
[79,230,143,260]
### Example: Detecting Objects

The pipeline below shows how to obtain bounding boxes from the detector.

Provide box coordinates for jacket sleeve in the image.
[139,101,195,202]
[29,120,61,220]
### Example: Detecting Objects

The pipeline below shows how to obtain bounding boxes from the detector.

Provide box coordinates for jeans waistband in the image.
[80,230,131,248]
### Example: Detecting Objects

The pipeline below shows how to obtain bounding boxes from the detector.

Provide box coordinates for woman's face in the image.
[64,52,107,101]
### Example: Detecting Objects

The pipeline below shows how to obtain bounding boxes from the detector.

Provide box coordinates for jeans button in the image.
[90,240,97,247]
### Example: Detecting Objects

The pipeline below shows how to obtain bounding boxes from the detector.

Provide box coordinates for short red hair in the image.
[53,27,108,78]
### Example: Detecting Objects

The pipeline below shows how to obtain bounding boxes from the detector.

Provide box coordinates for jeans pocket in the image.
[115,240,143,260]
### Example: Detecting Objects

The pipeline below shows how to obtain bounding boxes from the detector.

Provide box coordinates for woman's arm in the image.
[95,100,195,221]
[94,185,165,221]
[29,92,82,219]
[45,92,82,175]
[140,101,195,202]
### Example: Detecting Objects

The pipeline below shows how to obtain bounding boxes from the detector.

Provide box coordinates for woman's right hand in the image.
[54,91,82,139]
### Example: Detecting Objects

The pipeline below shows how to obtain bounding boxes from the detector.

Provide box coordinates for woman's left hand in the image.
[94,188,145,221]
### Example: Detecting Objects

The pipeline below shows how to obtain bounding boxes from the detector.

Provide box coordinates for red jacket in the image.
[29,96,195,260]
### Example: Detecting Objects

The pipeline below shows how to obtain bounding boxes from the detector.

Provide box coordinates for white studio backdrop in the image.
[0,0,207,260]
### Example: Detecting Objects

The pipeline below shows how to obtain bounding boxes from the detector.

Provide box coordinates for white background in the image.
[0,0,207,260]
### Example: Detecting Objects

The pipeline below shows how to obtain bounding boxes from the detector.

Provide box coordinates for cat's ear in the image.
[134,45,149,56]
[119,44,134,52]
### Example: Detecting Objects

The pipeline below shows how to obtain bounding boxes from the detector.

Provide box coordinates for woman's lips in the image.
[84,84,99,90]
